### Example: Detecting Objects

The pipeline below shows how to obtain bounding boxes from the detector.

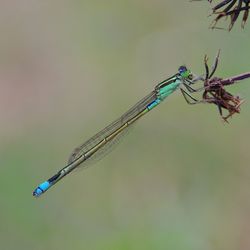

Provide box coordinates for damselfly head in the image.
[178,66,193,80]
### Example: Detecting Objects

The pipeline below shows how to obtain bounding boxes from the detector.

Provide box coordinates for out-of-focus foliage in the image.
[1,1,250,250]
[208,0,250,30]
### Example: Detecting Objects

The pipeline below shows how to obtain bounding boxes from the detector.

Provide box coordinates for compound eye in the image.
[178,66,187,74]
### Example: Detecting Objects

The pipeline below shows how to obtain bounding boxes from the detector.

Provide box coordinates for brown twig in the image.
[198,52,249,122]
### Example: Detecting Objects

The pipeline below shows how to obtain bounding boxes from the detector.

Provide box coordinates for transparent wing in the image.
[73,125,132,169]
[67,90,157,166]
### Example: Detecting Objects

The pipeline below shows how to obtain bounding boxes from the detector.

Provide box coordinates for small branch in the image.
[194,53,250,122]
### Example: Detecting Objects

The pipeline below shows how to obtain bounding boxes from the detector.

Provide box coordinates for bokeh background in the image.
[1,1,250,249]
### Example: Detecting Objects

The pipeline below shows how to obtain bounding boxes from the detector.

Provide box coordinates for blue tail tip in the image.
[33,181,50,197]
[33,187,43,197]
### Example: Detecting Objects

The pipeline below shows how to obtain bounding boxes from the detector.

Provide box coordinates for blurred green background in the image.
[1,1,250,250]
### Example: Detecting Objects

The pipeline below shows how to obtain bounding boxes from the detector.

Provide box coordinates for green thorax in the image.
[155,66,192,101]
[156,76,182,100]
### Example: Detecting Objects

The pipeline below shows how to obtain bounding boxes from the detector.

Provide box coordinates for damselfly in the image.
[33,66,196,197]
